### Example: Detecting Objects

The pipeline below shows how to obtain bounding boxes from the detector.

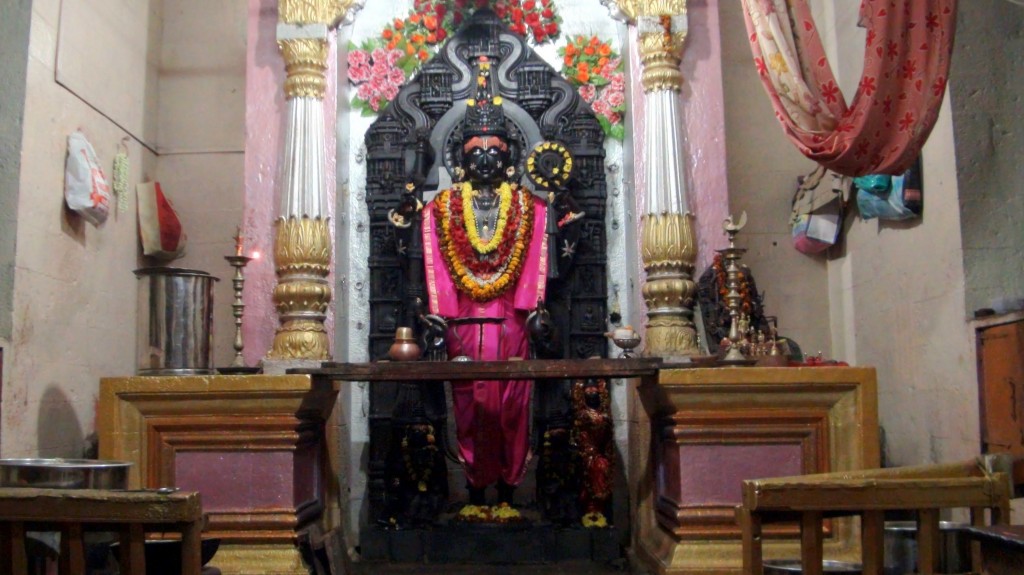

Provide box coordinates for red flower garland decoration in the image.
[436,184,534,302]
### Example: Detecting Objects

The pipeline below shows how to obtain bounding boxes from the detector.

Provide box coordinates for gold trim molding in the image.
[279,0,361,27]
[603,0,687,22]
[269,216,333,360]
[640,212,698,357]
[639,17,687,92]
[279,38,329,100]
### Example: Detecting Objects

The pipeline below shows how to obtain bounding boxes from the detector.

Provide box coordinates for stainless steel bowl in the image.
[0,458,132,489]
[764,560,862,574]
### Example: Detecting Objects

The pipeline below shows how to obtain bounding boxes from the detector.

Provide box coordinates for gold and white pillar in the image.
[268,0,362,360]
[604,0,699,358]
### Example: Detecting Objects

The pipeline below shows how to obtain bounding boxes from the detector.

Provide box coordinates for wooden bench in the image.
[736,457,1014,575]
[0,487,204,575]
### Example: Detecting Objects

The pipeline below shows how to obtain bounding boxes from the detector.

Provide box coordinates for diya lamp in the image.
[718,212,749,362]
[224,226,254,368]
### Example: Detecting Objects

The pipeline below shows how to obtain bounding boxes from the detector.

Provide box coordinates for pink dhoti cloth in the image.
[422,196,547,488]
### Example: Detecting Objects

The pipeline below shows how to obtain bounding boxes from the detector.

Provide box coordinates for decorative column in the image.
[268,0,362,360]
[604,0,699,358]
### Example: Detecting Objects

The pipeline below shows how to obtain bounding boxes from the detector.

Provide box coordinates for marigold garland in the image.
[461,181,513,254]
[436,183,534,302]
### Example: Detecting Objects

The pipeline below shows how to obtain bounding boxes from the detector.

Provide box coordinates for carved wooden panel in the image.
[654,409,830,539]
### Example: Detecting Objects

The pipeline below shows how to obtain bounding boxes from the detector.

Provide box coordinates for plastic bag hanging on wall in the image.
[853,157,923,221]
[64,131,111,226]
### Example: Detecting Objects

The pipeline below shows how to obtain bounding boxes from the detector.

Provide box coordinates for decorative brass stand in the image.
[225,253,253,368]
[718,213,748,361]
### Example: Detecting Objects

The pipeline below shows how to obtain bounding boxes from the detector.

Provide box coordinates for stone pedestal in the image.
[98,375,339,575]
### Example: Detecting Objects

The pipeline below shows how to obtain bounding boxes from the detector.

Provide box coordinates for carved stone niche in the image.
[361,8,610,531]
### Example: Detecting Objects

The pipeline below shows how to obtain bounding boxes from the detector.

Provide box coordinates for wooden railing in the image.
[736,457,1015,575]
[0,487,204,575]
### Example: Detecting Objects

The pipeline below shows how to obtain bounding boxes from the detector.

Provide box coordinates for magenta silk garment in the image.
[422,195,548,488]
[741,0,958,176]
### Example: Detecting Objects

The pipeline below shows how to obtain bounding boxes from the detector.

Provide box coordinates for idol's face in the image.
[462,135,510,184]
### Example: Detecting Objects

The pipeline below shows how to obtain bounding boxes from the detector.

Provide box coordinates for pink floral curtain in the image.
[740,0,958,176]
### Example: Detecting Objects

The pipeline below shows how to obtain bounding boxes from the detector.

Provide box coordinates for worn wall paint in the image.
[155,0,248,369]
[719,0,832,355]
[243,0,338,365]
[821,1,977,467]
[950,2,1024,316]
[1,0,156,457]
[0,0,32,345]
[680,0,731,273]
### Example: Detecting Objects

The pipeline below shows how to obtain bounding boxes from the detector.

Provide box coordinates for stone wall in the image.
[950,1,1024,316]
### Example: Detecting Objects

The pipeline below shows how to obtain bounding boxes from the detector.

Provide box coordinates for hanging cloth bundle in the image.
[790,164,850,255]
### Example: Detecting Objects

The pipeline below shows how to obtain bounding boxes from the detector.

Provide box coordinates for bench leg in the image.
[119,523,146,575]
[738,507,764,575]
[181,520,203,575]
[861,510,884,575]
[800,511,824,575]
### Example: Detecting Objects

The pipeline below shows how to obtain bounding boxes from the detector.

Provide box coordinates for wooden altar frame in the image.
[631,366,880,575]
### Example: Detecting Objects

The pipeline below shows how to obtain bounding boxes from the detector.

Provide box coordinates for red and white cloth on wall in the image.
[740,0,958,176]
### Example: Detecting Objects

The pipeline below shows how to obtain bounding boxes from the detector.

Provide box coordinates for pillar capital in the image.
[600,0,687,23]
[278,0,363,28]
[278,38,330,100]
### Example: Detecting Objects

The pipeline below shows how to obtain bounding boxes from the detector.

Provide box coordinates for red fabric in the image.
[154,182,184,252]
[741,0,958,176]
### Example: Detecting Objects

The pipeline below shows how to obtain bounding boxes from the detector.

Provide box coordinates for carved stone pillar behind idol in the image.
[604,0,698,358]
[269,0,362,360]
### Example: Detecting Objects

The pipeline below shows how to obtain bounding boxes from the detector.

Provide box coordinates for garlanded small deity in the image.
[573,378,613,527]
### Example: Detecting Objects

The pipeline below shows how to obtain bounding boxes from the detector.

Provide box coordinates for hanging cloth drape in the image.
[740,0,958,176]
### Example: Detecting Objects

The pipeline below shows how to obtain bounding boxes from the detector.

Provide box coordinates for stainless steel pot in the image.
[0,458,131,489]
[884,520,970,575]
[135,267,218,375]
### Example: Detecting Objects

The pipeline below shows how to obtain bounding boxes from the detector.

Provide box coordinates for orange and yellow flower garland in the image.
[436,183,534,302]
[461,181,513,254]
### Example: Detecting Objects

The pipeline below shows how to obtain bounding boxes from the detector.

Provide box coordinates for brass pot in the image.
[388,327,422,361]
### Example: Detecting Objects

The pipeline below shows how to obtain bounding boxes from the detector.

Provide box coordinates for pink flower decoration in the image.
[578,84,596,103]
[389,67,406,86]
[348,50,369,69]
[387,49,403,67]
[592,98,611,117]
[605,89,625,109]
[349,64,371,84]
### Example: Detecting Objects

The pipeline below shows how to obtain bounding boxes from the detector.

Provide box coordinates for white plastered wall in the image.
[815,1,979,467]
[0,0,247,457]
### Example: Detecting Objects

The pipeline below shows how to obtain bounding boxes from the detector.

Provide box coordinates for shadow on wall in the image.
[37,386,85,458]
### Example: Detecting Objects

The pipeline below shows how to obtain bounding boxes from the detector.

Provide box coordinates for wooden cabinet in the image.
[976,314,1024,455]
